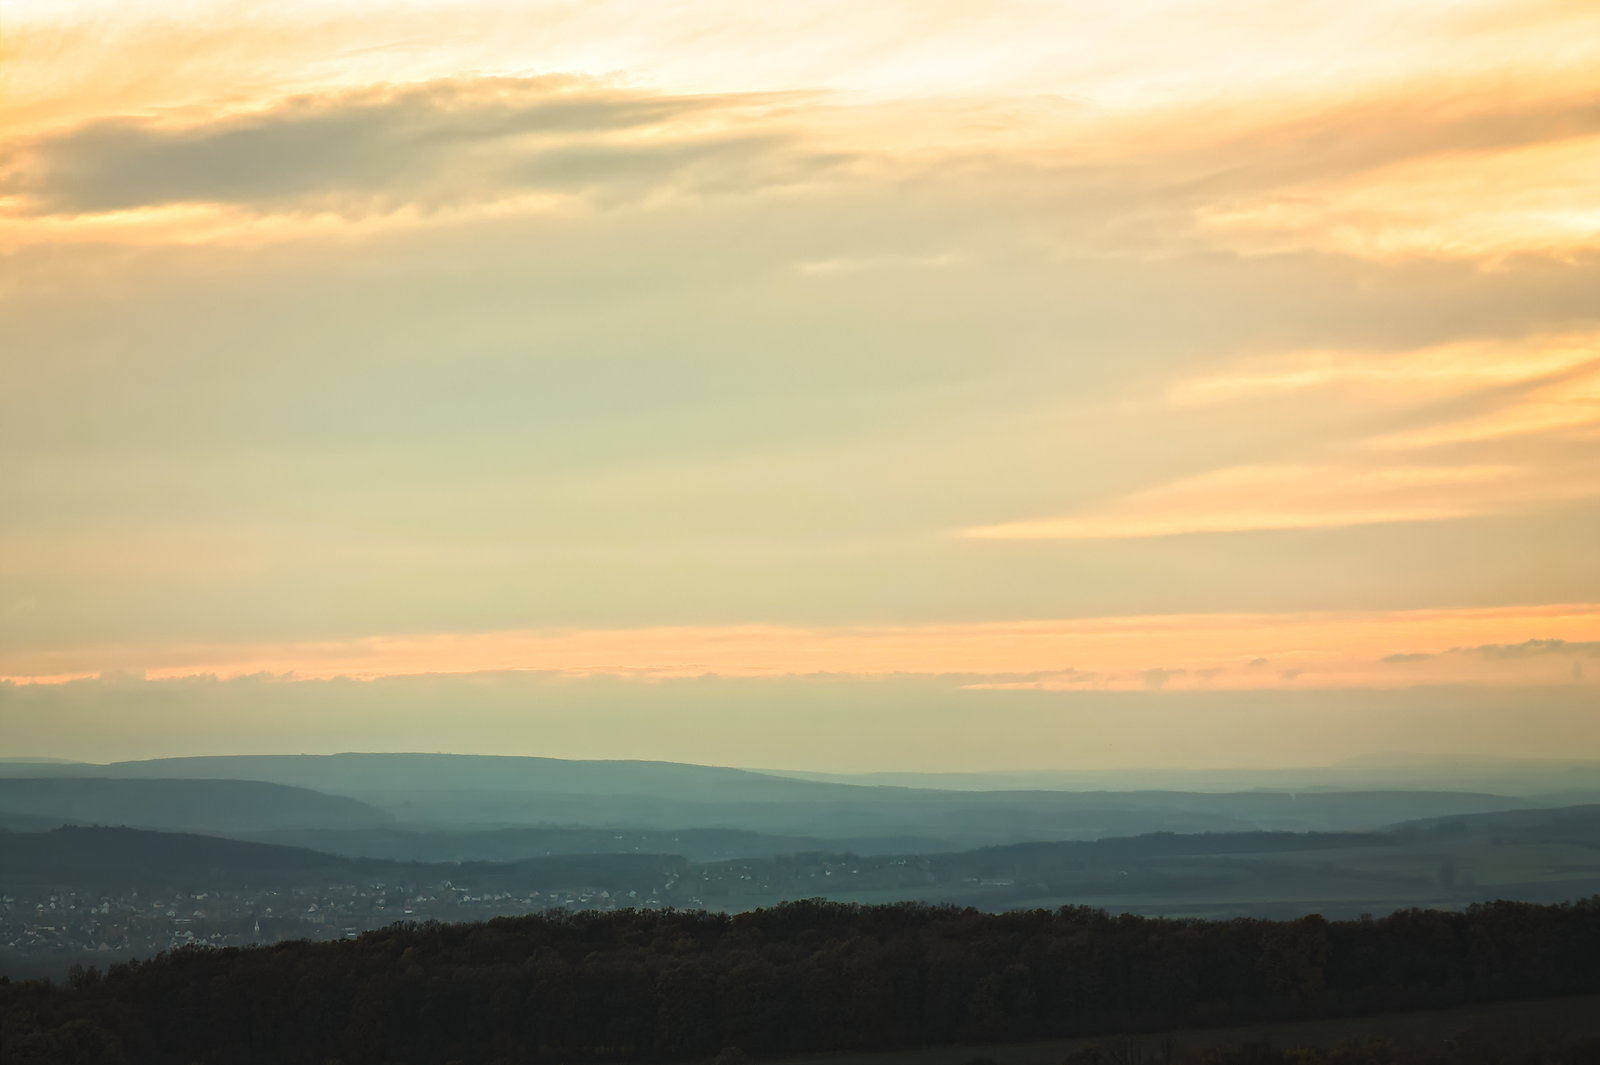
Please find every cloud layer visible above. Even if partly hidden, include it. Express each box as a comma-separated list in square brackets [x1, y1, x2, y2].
[969, 331, 1600, 540]
[5, 668, 1597, 770]
[4, 0, 1600, 765]
[6, 605, 1597, 695]
[4, 78, 835, 216]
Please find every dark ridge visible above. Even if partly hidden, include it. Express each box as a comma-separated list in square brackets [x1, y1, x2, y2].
[0, 825, 683, 892]
[1386, 802, 1600, 840]
[5, 897, 1599, 1065]
[234, 824, 951, 862]
[0, 776, 394, 833]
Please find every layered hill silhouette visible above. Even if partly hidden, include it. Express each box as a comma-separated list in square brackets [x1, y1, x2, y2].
[0, 823, 1396, 901]
[1389, 802, 1600, 842]
[770, 754, 1600, 798]
[236, 824, 949, 863]
[0, 825, 681, 893]
[0, 777, 392, 834]
[0, 753, 1537, 845]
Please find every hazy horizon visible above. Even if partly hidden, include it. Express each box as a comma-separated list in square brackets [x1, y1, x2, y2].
[15, 749, 1594, 771]
[6, 722, 1600, 778]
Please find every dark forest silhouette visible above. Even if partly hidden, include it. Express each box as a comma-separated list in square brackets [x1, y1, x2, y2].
[6, 897, 1600, 1065]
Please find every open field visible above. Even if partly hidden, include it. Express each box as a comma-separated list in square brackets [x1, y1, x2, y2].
[776, 993, 1600, 1065]
[695, 833, 1600, 920]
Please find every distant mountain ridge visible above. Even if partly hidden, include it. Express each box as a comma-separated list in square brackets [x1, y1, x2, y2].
[21, 751, 1594, 799]
[0, 825, 680, 893]
[236, 824, 952, 863]
[1387, 803, 1600, 841]
[0, 822, 1399, 895]
[52, 753, 829, 799]
[765, 754, 1600, 797]
[12, 816, 1599, 918]
[0, 753, 1542, 844]
[0, 777, 393, 834]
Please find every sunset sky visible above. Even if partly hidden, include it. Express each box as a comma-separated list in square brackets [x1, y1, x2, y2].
[3, 0, 1598, 768]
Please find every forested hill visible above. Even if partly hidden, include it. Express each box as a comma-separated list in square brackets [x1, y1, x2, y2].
[237, 823, 950, 863]
[1, 824, 1387, 895]
[0, 777, 392, 834]
[956, 830, 1389, 863]
[6, 898, 1600, 1065]
[0, 826, 686, 892]
[1388, 803, 1600, 841]
[0, 825, 353, 883]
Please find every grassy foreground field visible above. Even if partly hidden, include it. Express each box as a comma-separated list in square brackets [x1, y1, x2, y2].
[776, 993, 1600, 1065]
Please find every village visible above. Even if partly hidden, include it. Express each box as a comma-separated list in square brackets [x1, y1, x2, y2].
[0, 878, 681, 969]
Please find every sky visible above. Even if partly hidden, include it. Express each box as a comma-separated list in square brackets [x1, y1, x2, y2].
[2, 0, 1598, 769]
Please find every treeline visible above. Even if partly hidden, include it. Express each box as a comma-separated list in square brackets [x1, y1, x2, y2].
[707, 831, 1393, 880]
[5, 898, 1600, 1065]
[690, 831, 1399, 903]
[0, 825, 1396, 902]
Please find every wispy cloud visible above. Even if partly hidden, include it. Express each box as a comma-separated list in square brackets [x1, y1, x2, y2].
[1369, 363, 1600, 450]
[6, 665, 1599, 770]
[1195, 130, 1600, 261]
[1172, 330, 1600, 455]
[1367, 636, 1600, 688]
[3, 77, 837, 217]
[968, 330, 1600, 541]
[1167, 332, 1600, 410]
[962, 462, 1590, 540]
[5, 604, 1597, 693]
[8, 5, 1600, 259]
[1383, 637, 1600, 664]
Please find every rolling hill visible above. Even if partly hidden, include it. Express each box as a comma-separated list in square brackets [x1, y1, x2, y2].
[0, 777, 394, 834]
[0, 824, 682, 893]
[235, 824, 951, 862]
[0, 754, 1535, 845]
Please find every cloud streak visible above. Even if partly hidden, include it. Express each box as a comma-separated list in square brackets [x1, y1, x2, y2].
[3, 77, 835, 216]
[7, 30, 1600, 265]
[6, 666, 1599, 770]
[960, 463, 1577, 540]
[968, 331, 1600, 541]
[4, 604, 1597, 692]
[1383, 638, 1600, 664]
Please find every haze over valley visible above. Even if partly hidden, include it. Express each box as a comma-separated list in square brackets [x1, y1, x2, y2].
[8, 750, 1600, 986]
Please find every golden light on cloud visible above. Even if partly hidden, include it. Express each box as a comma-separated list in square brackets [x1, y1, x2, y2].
[1196, 132, 1600, 261]
[961, 462, 1594, 541]
[1370, 364, 1600, 451]
[1167, 330, 1600, 457]
[973, 328, 1600, 542]
[8, 0, 1600, 263]
[3, 604, 1597, 693]
[1168, 333, 1600, 410]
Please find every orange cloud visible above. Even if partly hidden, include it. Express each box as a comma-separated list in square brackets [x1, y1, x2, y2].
[1196, 131, 1600, 261]
[11, 1, 1600, 263]
[1370, 363, 1600, 450]
[4, 603, 1597, 691]
[1168, 332, 1600, 410]
[972, 330, 1600, 541]
[961, 462, 1589, 540]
